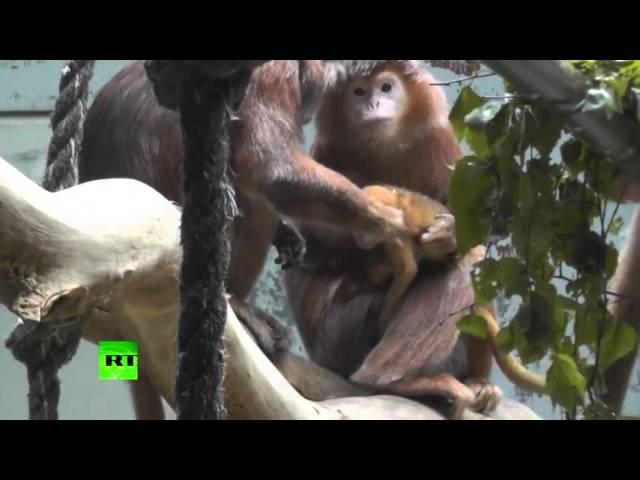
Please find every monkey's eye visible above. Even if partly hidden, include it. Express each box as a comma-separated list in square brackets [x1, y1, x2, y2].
[353, 87, 366, 96]
[381, 82, 393, 93]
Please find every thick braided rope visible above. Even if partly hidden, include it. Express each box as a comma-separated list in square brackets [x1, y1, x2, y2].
[144, 60, 267, 419]
[5, 60, 95, 420]
[5, 323, 83, 420]
[42, 60, 95, 192]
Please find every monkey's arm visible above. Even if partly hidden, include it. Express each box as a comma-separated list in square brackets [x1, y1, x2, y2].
[254, 151, 406, 240]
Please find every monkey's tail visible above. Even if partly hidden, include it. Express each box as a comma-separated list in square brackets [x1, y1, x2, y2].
[474, 305, 548, 395]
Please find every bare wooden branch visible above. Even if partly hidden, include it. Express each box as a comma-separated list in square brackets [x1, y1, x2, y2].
[0, 156, 540, 420]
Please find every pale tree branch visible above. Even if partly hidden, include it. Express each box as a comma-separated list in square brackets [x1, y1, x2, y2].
[0, 156, 540, 420]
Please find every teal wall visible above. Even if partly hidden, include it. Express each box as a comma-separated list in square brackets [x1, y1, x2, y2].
[0, 60, 638, 420]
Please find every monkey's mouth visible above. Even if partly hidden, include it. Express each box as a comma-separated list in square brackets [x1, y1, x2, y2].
[358, 115, 393, 125]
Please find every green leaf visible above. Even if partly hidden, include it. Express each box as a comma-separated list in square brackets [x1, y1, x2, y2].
[492, 153, 521, 236]
[486, 103, 511, 147]
[493, 119, 521, 161]
[608, 216, 624, 236]
[552, 203, 586, 235]
[605, 243, 619, 278]
[567, 231, 608, 275]
[575, 303, 597, 346]
[566, 276, 588, 297]
[568, 60, 598, 76]
[557, 336, 576, 356]
[585, 153, 615, 194]
[542, 287, 568, 342]
[449, 86, 490, 157]
[450, 86, 484, 140]
[547, 353, 587, 411]
[608, 75, 630, 99]
[561, 139, 585, 177]
[599, 320, 637, 372]
[472, 258, 502, 305]
[518, 171, 535, 218]
[457, 314, 489, 339]
[466, 129, 490, 157]
[498, 257, 528, 297]
[450, 156, 497, 254]
[465, 101, 503, 131]
[525, 107, 563, 157]
[512, 300, 550, 364]
[529, 287, 557, 347]
[528, 158, 556, 200]
[512, 203, 552, 267]
[557, 179, 597, 219]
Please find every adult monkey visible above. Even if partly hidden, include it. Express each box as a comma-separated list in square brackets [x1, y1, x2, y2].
[78, 60, 410, 419]
[284, 60, 502, 418]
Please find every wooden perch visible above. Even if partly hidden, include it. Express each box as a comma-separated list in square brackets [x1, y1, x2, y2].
[0, 156, 540, 420]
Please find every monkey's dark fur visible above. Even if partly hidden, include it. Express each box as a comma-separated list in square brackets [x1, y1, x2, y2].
[79, 60, 409, 419]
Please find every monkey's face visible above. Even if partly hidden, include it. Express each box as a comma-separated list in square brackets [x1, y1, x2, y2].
[344, 71, 407, 129]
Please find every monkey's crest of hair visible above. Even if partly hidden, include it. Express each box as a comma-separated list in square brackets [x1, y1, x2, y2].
[337, 60, 426, 83]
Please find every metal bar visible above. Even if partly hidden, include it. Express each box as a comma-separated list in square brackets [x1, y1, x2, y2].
[481, 60, 640, 180]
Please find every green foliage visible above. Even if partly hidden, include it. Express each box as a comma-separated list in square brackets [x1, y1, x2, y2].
[449, 60, 640, 419]
[547, 353, 587, 411]
[457, 314, 489, 339]
[449, 156, 497, 253]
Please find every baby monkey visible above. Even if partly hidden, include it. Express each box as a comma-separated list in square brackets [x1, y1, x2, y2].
[362, 185, 550, 399]
[360, 185, 452, 322]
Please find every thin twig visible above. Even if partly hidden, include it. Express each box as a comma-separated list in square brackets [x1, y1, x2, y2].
[430, 72, 497, 87]
[481, 95, 523, 101]
[604, 290, 640, 301]
[449, 303, 475, 317]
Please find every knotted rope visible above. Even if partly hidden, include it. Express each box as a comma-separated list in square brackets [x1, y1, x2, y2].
[5, 59, 95, 420]
[144, 60, 267, 419]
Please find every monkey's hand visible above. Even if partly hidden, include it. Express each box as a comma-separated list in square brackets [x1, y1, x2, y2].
[228, 296, 292, 357]
[419, 213, 457, 260]
[273, 220, 307, 270]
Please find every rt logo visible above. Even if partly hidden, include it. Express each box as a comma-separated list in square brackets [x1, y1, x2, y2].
[99, 341, 138, 381]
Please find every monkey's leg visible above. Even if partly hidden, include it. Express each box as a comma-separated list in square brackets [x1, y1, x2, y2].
[379, 240, 418, 322]
[350, 264, 497, 418]
[378, 373, 477, 420]
[129, 371, 166, 420]
[463, 332, 502, 413]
